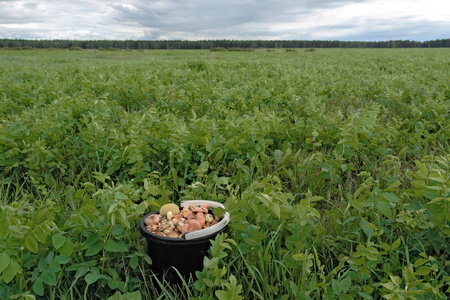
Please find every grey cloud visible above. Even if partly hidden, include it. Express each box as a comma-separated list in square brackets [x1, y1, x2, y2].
[109, 0, 370, 36]
[23, 2, 38, 9]
[342, 21, 450, 41]
[0, 0, 448, 41]
[0, 1, 43, 24]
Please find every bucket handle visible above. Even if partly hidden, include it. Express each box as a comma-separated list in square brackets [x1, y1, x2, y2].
[180, 200, 230, 240]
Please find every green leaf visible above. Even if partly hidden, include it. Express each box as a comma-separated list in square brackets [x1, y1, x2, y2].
[382, 192, 401, 203]
[203, 257, 219, 269]
[32, 226, 48, 243]
[416, 266, 431, 276]
[415, 160, 428, 176]
[406, 290, 426, 296]
[84, 233, 100, 246]
[105, 239, 128, 253]
[107, 268, 119, 280]
[93, 172, 108, 184]
[340, 276, 352, 293]
[216, 290, 240, 300]
[74, 267, 90, 280]
[129, 256, 139, 269]
[118, 208, 127, 222]
[324, 287, 335, 300]
[107, 291, 142, 300]
[339, 294, 354, 300]
[310, 196, 324, 202]
[309, 207, 321, 218]
[107, 279, 118, 290]
[143, 254, 152, 265]
[413, 258, 427, 267]
[244, 238, 260, 246]
[403, 265, 415, 284]
[46, 251, 55, 264]
[391, 238, 401, 250]
[271, 203, 281, 219]
[3, 260, 20, 284]
[53, 255, 71, 265]
[443, 228, 450, 236]
[377, 201, 393, 219]
[112, 224, 124, 236]
[425, 185, 444, 191]
[58, 238, 74, 256]
[48, 260, 62, 273]
[293, 254, 306, 261]
[42, 270, 57, 286]
[25, 236, 39, 253]
[213, 207, 226, 218]
[357, 292, 372, 299]
[107, 291, 122, 300]
[135, 202, 148, 215]
[85, 272, 103, 285]
[172, 169, 179, 191]
[411, 180, 426, 188]
[0, 253, 11, 273]
[194, 278, 204, 291]
[86, 240, 103, 256]
[114, 192, 128, 200]
[381, 282, 395, 290]
[385, 181, 401, 191]
[290, 281, 299, 297]
[121, 291, 142, 300]
[364, 286, 374, 295]
[52, 234, 66, 250]
[332, 278, 340, 294]
[428, 175, 445, 183]
[32, 277, 44, 296]
[0, 218, 9, 240]
[380, 242, 391, 251]
[309, 275, 317, 290]
[38, 257, 47, 272]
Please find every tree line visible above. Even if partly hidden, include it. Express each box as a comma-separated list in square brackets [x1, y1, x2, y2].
[0, 38, 449, 50]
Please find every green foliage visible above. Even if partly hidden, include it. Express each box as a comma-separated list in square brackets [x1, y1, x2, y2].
[194, 234, 242, 299]
[0, 49, 449, 299]
[68, 47, 83, 51]
[1, 38, 448, 50]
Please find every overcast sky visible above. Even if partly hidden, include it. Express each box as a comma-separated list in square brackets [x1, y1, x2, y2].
[0, 0, 449, 41]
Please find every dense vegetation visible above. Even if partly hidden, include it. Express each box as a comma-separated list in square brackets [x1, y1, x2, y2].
[1, 38, 449, 50]
[0, 48, 449, 299]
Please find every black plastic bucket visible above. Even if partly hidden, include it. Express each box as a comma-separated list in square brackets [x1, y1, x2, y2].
[139, 210, 228, 283]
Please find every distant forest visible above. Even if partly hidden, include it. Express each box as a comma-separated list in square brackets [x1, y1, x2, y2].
[0, 38, 449, 50]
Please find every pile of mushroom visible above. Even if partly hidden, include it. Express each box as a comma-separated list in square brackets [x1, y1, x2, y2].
[144, 203, 220, 238]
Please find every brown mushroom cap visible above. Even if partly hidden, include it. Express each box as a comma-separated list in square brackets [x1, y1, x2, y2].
[159, 203, 180, 217]
[183, 219, 202, 234]
[195, 213, 206, 227]
[166, 231, 180, 238]
[144, 214, 160, 226]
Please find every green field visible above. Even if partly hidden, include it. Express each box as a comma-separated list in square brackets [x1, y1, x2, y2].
[1, 48, 449, 299]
